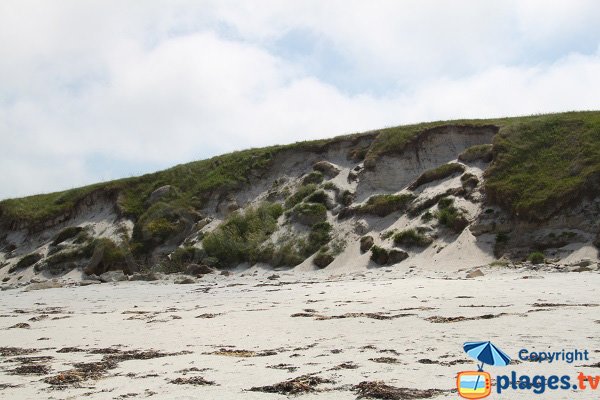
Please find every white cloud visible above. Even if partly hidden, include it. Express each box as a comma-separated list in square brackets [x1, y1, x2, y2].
[0, 1, 599, 199]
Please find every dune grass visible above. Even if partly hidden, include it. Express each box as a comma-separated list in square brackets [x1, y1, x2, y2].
[484, 112, 600, 219]
[202, 202, 283, 268]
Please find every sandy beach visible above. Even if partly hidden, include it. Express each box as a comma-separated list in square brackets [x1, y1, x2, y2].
[1, 267, 598, 399]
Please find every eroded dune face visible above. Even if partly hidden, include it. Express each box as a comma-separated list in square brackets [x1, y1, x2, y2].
[1, 114, 599, 286]
[356, 125, 497, 201]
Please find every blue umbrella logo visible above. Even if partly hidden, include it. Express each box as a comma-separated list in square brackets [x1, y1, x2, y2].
[464, 341, 511, 370]
[463, 341, 511, 393]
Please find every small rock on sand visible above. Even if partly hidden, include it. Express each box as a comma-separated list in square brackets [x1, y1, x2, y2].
[466, 269, 484, 278]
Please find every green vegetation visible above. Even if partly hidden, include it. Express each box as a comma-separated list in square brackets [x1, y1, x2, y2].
[421, 210, 434, 222]
[485, 113, 600, 219]
[381, 230, 395, 240]
[202, 202, 283, 268]
[408, 163, 465, 190]
[52, 226, 84, 246]
[527, 251, 545, 264]
[11, 252, 42, 272]
[438, 197, 454, 209]
[260, 222, 332, 268]
[356, 194, 414, 217]
[284, 184, 317, 209]
[339, 190, 354, 206]
[313, 250, 334, 268]
[261, 238, 305, 267]
[170, 246, 205, 265]
[460, 173, 479, 190]
[458, 144, 493, 163]
[2, 111, 599, 231]
[302, 171, 324, 185]
[370, 245, 388, 264]
[131, 201, 198, 254]
[306, 222, 332, 254]
[290, 202, 327, 226]
[435, 197, 468, 233]
[490, 259, 510, 267]
[305, 190, 328, 205]
[393, 229, 432, 247]
[39, 237, 130, 274]
[322, 182, 337, 191]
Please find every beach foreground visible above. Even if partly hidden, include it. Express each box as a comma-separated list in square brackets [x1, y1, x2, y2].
[1, 267, 598, 400]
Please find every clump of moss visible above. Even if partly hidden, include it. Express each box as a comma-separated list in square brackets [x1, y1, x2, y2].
[527, 252, 545, 264]
[408, 163, 465, 190]
[356, 194, 414, 217]
[393, 229, 432, 247]
[284, 184, 317, 209]
[458, 144, 493, 163]
[202, 202, 283, 268]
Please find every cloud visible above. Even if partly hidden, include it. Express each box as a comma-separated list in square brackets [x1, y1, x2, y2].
[0, 1, 599, 199]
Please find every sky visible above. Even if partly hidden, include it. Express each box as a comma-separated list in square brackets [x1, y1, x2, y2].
[1, 1, 600, 199]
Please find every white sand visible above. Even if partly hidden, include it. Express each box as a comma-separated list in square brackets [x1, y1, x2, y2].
[1, 267, 598, 399]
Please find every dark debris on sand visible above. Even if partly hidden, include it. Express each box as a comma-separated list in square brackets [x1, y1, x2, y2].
[8, 322, 31, 329]
[57, 347, 86, 353]
[44, 348, 189, 388]
[9, 364, 52, 375]
[0, 347, 37, 356]
[250, 375, 334, 394]
[369, 357, 400, 364]
[331, 361, 359, 370]
[169, 376, 215, 386]
[354, 381, 444, 399]
[6, 355, 53, 364]
[292, 311, 415, 320]
[103, 349, 185, 363]
[267, 363, 299, 373]
[0, 383, 21, 390]
[425, 313, 507, 323]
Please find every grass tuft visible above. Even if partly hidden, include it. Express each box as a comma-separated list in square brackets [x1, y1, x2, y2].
[356, 194, 414, 217]
[408, 163, 465, 190]
[393, 229, 432, 247]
